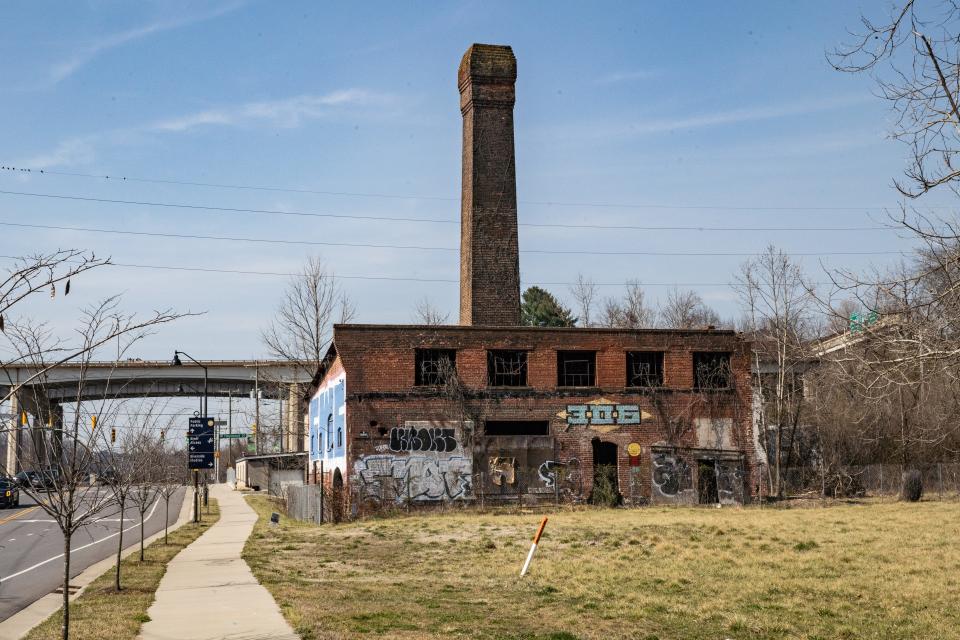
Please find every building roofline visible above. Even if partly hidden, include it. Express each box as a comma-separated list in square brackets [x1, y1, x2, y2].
[332, 323, 739, 336]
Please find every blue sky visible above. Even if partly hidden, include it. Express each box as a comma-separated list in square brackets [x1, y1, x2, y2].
[0, 1, 941, 359]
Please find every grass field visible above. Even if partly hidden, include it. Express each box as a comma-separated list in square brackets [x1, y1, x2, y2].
[26, 498, 220, 640]
[244, 497, 960, 640]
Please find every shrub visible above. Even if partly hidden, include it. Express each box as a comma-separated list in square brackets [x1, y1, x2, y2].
[590, 464, 620, 507]
[901, 470, 923, 502]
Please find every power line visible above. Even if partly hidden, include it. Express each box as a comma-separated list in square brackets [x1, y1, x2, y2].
[0, 253, 837, 287]
[0, 219, 897, 255]
[0, 164, 941, 212]
[0, 188, 900, 231]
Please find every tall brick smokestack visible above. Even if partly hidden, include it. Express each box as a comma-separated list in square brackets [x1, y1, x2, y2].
[458, 44, 521, 326]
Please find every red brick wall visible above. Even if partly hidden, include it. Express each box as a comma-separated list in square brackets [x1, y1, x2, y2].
[321, 324, 757, 505]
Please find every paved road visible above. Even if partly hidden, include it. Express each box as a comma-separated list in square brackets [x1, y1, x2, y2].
[0, 487, 185, 622]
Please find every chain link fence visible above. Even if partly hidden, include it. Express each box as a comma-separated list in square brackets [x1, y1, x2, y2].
[776, 463, 960, 499]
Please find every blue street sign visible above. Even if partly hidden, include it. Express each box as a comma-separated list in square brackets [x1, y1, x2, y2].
[188, 417, 216, 469]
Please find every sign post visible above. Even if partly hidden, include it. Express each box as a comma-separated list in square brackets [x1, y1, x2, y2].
[188, 416, 215, 523]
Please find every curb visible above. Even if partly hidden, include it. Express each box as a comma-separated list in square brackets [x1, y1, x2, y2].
[0, 487, 196, 640]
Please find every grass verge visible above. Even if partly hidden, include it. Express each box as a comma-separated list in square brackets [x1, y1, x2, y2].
[25, 497, 220, 640]
[244, 496, 960, 640]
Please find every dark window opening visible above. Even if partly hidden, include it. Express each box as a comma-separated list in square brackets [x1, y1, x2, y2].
[337, 427, 343, 447]
[487, 350, 528, 386]
[626, 351, 664, 387]
[693, 352, 732, 389]
[484, 420, 550, 436]
[557, 351, 596, 387]
[415, 348, 457, 386]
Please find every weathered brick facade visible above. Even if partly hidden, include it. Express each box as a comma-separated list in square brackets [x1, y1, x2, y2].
[308, 325, 757, 511]
[303, 44, 759, 513]
[458, 44, 521, 326]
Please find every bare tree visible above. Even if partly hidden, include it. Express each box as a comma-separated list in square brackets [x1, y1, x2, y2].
[1, 294, 184, 640]
[735, 245, 817, 497]
[831, 1, 960, 198]
[599, 280, 654, 328]
[659, 288, 721, 329]
[261, 256, 355, 378]
[412, 297, 449, 325]
[569, 274, 598, 327]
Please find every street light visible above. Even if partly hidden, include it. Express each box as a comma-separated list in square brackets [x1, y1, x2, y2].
[172, 350, 210, 519]
[172, 351, 207, 417]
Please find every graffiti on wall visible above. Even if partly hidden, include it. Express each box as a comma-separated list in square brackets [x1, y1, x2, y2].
[717, 461, 744, 504]
[353, 454, 472, 503]
[651, 452, 693, 499]
[536, 458, 581, 491]
[389, 427, 458, 453]
[558, 398, 651, 433]
[489, 457, 516, 486]
[354, 420, 471, 505]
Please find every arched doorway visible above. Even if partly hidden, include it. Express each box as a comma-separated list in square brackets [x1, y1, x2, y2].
[332, 468, 344, 522]
[590, 439, 620, 505]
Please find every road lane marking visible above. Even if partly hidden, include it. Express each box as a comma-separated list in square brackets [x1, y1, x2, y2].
[0, 498, 163, 583]
[0, 506, 38, 526]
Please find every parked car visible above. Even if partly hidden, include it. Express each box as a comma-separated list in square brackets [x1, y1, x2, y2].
[0, 477, 20, 508]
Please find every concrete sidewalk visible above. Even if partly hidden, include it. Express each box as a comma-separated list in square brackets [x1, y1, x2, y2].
[138, 485, 298, 640]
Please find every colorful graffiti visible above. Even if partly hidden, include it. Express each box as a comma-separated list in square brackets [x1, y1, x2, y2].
[389, 427, 458, 453]
[352, 454, 472, 503]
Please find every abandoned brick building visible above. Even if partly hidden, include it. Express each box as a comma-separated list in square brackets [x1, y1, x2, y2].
[305, 44, 757, 510]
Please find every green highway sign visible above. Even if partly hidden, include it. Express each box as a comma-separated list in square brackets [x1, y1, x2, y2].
[220, 433, 248, 439]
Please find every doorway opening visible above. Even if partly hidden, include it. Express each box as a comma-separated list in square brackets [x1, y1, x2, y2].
[590, 439, 620, 506]
[697, 459, 719, 504]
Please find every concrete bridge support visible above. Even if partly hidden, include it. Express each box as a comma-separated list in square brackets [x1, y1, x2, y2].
[3, 394, 62, 476]
[285, 383, 304, 453]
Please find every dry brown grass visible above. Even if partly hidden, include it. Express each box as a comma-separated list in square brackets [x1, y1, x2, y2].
[244, 496, 960, 640]
[25, 498, 220, 640]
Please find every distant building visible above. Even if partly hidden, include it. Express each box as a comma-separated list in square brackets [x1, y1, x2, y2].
[304, 44, 756, 512]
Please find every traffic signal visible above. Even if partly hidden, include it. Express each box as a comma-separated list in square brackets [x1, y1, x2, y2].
[251, 422, 257, 435]
[91, 415, 98, 430]
[110, 428, 116, 444]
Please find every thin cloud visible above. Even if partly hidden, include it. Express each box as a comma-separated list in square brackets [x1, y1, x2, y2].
[19, 137, 96, 169]
[46, 2, 244, 86]
[595, 70, 659, 85]
[149, 89, 396, 132]
[542, 94, 875, 141]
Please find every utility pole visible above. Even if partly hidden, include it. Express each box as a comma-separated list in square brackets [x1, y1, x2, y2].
[254, 363, 260, 455]
[279, 382, 284, 454]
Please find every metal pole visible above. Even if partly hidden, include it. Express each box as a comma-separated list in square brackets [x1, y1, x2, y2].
[279, 382, 284, 454]
[255, 363, 260, 455]
[193, 469, 200, 523]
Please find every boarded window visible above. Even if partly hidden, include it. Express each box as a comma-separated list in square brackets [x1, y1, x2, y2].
[487, 350, 528, 386]
[626, 351, 664, 387]
[485, 420, 550, 436]
[693, 352, 732, 389]
[414, 348, 456, 386]
[557, 351, 596, 387]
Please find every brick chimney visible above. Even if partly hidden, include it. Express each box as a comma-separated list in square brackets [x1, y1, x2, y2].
[458, 44, 521, 326]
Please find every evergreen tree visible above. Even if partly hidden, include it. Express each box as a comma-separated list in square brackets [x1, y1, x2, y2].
[521, 286, 577, 327]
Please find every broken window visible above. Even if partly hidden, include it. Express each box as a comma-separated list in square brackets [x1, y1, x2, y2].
[485, 420, 550, 436]
[693, 352, 732, 389]
[414, 348, 456, 386]
[557, 350, 596, 387]
[626, 351, 664, 387]
[487, 349, 528, 386]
